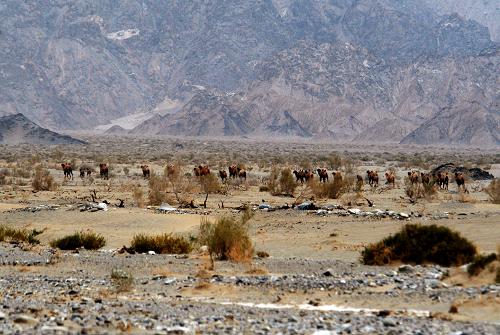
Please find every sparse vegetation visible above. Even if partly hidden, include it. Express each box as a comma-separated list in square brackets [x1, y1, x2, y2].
[0, 225, 43, 244]
[199, 173, 221, 208]
[309, 174, 352, 199]
[485, 179, 500, 204]
[132, 185, 145, 208]
[467, 253, 498, 276]
[130, 233, 192, 254]
[148, 172, 168, 206]
[198, 210, 254, 262]
[361, 224, 477, 267]
[110, 269, 134, 292]
[404, 177, 435, 200]
[50, 231, 106, 250]
[32, 165, 57, 191]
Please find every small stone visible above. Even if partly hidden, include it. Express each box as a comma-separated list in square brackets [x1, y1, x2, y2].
[398, 265, 414, 273]
[0, 311, 5, 320]
[323, 269, 334, 277]
[13, 314, 39, 324]
[382, 317, 397, 327]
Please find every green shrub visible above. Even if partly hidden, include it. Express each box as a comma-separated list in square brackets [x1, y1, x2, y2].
[198, 210, 253, 261]
[361, 224, 477, 267]
[467, 253, 497, 276]
[0, 225, 43, 244]
[130, 233, 192, 254]
[50, 231, 106, 250]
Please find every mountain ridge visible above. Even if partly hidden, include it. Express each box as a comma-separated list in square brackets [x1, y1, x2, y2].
[0, 0, 498, 145]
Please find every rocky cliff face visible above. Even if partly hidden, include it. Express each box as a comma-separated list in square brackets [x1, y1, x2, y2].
[0, 114, 86, 145]
[0, 0, 498, 145]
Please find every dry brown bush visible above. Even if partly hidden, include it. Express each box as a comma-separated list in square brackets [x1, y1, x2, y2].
[485, 179, 500, 204]
[200, 174, 221, 208]
[132, 185, 145, 208]
[148, 172, 168, 205]
[198, 210, 254, 262]
[404, 177, 435, 200]
[166, 164, 197, 206]
[308, 174, 352, 199]
[32, 165, 57, 191]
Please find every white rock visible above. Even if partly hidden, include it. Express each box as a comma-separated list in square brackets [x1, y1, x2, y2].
[148, 251, 156, 255]
[97, 202, 108, 211]
[348, 208, 362, 215]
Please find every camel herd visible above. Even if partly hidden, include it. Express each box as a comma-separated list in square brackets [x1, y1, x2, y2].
[60, 162, 470, 193]
[60, 163, 108, 181]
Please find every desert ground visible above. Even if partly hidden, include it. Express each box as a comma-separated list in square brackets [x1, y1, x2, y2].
[0, 137, 499, 334]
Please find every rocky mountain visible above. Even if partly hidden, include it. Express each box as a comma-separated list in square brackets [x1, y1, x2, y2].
[0, 114, 86, 145]
[0, 0, 498, 145]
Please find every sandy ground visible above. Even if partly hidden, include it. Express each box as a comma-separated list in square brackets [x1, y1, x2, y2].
[0, 148, 499, 332]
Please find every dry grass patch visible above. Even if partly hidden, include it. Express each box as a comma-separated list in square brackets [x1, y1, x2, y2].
[468, 253, 498, 277]
[0, 225, 43, 244]
[130, 233, 192, 254]
[362, 224, 477, 267]
[110, 269, 134, 293]
[198, 210, 254, 262]
[32, 165, 57, 191]
[50, 231, 106, 250]
[485, 179, 500, 204]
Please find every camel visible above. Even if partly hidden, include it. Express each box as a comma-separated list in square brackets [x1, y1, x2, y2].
[366, 170, 379, 187]
[61, 163, 73, 180]
[293, 170, 305, 183]
[238, 168, 247, 181]
[219, 170, 228, 182]
[140, 165, 150, 179]
[385, 172, 395, 188]
[99, 163, 109, 180]
[79, 166, 91, 179]
[228, 165, 238, 179]
[194, 165, 210, 177]
[455, 172, 468, 193]
[166, 164, 177, 178]
[407, 171, 419, 185]
[317, 168, 329, 183]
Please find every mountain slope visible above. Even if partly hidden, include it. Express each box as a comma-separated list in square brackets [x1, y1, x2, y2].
[0, 114, 86, 145]
[0, 0, 498, 145]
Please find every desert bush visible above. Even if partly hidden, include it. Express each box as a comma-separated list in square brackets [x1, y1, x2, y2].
[0, 168, 8, 185]
[148, 172, 168, 205]
[361, 224, 477, 267]
[13, 166, 31, 179]
[278, 168, 296, 196]
[32, 165, 57, 191]
[0, 225, 43, 244]
[130, 233, 192, 254]
[327, 153, 342, 170]
[198, 210, 254, 262]
[123, 166, 130, 176]
[485, 179, 500, 204]
[467, 253, 498, 276]
[110, 269, 134, 292]
[199, 174, 221, 208]
[50, 231, 106, 250]
[404, 177, 435, 200]
[132, 185, 145, 208]
[309, 174, 352, 199]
